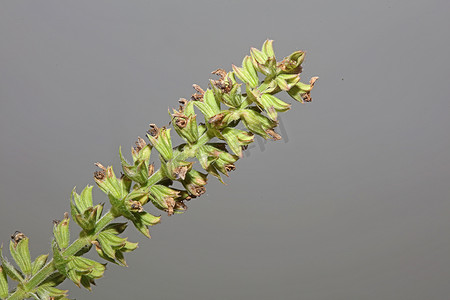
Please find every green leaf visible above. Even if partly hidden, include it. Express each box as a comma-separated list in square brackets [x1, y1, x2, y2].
[9, 237, 32, 276]
[31, 254, 48, 276]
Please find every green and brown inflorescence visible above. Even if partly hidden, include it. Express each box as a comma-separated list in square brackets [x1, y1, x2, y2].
[0, 40, 317, 300]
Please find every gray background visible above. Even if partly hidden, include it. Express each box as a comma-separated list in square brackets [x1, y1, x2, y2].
[1, 1, 449, 299]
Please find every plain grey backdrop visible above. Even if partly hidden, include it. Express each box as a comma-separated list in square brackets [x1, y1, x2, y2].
[1, 1, 450, 299]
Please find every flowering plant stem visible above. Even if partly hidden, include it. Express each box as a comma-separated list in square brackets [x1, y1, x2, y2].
[0, 40, 317, 300]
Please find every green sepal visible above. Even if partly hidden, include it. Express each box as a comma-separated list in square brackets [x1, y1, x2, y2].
[275, 76, 289, 91]
[125, 187, 150, 206]
[196, 145, 225, 183]
[119, 147, 149, 185]
[149, 185, 179, 212]
[0, 264, 9, 299]
[262, 39, 275, 58]
[71, 186, 93, 214]
[246, 87, 281, 121]
[239, 109, 278, 139]
[69, 257, 104, 276]
[220, 127, 254, 157]
[101, 223, 128, 235]
[97, 234, 122, 260]
[279, 50, 305, 74]
[94, 165, 131, 209]
[182, 169, 208, 187]
[196, 143, 238, 180]
[221, 83, 243, 108]
[131, 142, 151, 164]
[161, 158, 194, 181]
[93, 242, 116, 265]
[250, 47, 268, 65]
[31, 254, 48, 276]
[180, 169, 208, 196]
[0, 246, 23, 282]
[287, 81, 314, 103]
[51, 241, 68, 277]
[147, 127, 173, 161]
[232, 56, 259, 88]
[261, 94, 291, 112]
[79, 276, 95, 291]
[96, 229, 135, 264]
[203, 89, 221, 115]
[170, 111, 199, 144]
[35, 286, 68, 300]
[194, 95, 218, 120]
[66, 256, 105, 289]
[207, 110, 241, 130]
[71, 203, 103, 232]
[255, 93, 292, 121]
[9, 237, 32, 277]
[40, 272, 66, 288]
[131, 211, 161, 238]
[108, 192, 134, 220]
[53, 217, 70, 250]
